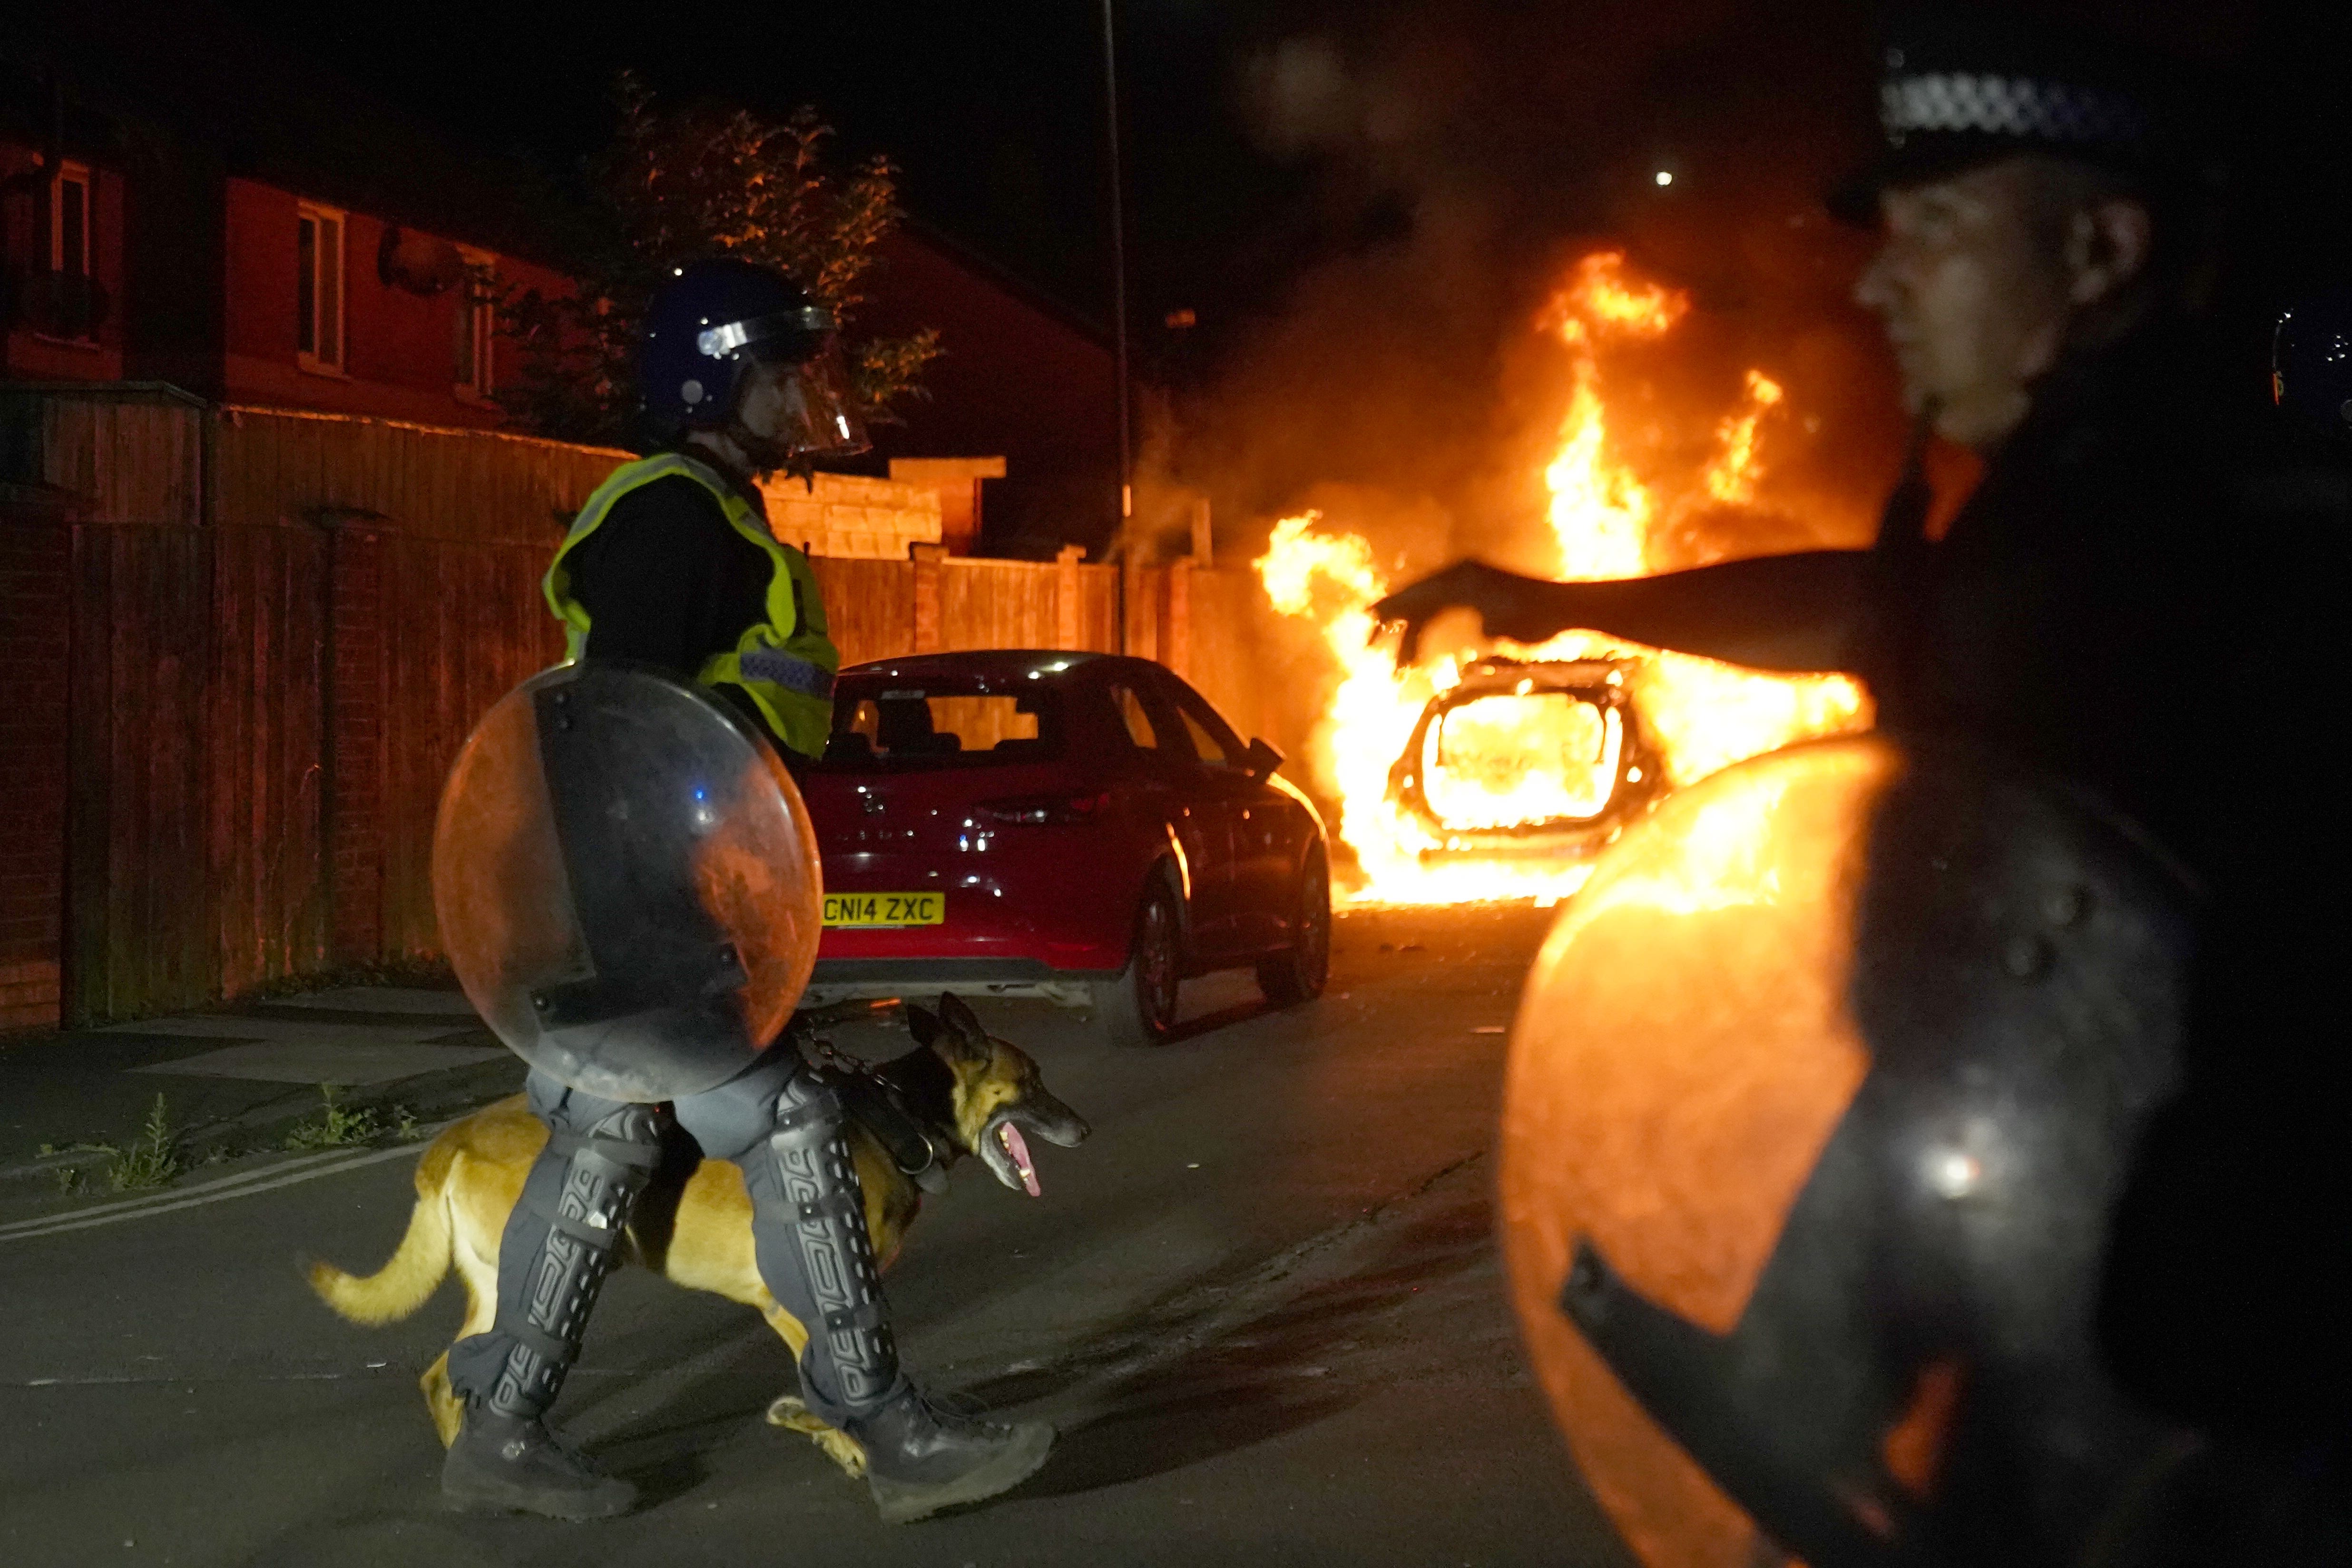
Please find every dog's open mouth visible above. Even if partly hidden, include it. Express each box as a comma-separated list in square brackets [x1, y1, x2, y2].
[997, 1121, 1041, 1197]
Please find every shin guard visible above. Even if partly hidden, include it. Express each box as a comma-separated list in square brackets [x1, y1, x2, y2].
[739, 1068, 903, 1425]
[450, 1103, 664, 1421]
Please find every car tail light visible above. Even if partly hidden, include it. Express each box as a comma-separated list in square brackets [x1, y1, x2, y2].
[977, 790, 1110, 826]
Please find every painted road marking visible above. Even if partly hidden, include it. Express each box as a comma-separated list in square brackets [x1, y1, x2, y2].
[98, 1017, 469, 1046]
[0, 1138, 438, 1245]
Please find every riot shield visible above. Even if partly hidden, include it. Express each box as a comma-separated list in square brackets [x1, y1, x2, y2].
[1499, 733, 2196, 1566]
[432, 663, 823, 1101]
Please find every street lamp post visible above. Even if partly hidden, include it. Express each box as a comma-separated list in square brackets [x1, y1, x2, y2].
[1102, 0, 1132, 539]
[1102, 0, 1137, 654]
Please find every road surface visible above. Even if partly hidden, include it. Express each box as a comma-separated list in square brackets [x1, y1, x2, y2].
[0, 903, 1636, 1568]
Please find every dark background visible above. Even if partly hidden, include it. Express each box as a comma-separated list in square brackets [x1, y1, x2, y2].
[211, 3, 2351, 343]
[128, 1, 2352, 549]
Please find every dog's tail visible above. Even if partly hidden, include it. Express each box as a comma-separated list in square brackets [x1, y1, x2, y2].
[304, 1139, 457, 1326]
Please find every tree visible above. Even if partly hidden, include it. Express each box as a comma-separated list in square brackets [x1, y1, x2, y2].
[499, 74, 941, 448]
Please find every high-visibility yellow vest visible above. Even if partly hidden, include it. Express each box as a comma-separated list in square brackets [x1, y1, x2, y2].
[543, 451, 838, 758]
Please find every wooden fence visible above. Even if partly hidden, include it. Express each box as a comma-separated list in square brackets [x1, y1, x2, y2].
[0, 385, 1277, 1027]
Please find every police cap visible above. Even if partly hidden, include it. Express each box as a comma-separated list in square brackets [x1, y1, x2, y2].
[1831, 4, 2208, 224]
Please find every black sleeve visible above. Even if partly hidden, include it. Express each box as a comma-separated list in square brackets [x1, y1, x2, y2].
[568, 476, 735, 681]
[1529, 550, 1872, 672]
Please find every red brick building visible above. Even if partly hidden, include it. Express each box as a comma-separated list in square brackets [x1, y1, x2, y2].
[3, 146, 569, 430]
[5, 0, 1118, 544]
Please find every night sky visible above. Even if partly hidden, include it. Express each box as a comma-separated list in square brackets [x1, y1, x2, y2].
[217, 3, 2348, 317]
[152, 1, 2352, 538]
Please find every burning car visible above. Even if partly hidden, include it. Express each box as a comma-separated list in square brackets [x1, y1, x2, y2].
[1386, 657, 1665, 862]
[1254, 251, 1875, 906]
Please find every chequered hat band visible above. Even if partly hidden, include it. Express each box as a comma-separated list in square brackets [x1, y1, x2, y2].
[1881, 72, 2148, 146]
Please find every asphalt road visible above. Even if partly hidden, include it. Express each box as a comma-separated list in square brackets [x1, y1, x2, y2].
[0, 903, 1636, 1568]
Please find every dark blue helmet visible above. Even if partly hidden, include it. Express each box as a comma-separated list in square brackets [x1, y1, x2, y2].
[2272, 291, 2352, 440]
[637, 258, 867, 457]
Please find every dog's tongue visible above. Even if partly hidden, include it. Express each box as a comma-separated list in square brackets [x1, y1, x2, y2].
[998, 1122, 1041, 1197]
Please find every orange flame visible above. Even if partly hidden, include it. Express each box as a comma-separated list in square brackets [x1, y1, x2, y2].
[1704, 371, 1786, 506]
[1257, 251, 1872, 907]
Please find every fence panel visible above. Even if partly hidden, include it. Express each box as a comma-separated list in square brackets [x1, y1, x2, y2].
[376, 536, 564, 958]
[940, 559, 1063, 652]
[1077, 565, 1120, 652]
[0, 502, 73, 1029]
[27, 397, 204, 529]
[215, 408, 618, 547]
[67, 524, 217, 1020]
[208, 523, 331, 997]
[809, 557, 915, 669]
[1185, 567, 1278, 746]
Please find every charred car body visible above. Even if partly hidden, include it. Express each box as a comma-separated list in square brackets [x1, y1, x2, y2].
[1387, 657, 1665, 860]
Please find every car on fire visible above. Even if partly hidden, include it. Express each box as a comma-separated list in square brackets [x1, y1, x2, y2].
[796, 650, 1331, 1046]
[1386, 657, 1665, 861]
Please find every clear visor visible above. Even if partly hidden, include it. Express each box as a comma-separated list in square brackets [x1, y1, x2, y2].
[760, 343, 870, 458]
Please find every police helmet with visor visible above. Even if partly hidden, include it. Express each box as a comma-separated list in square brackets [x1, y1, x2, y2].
[637, 257, 870, 461]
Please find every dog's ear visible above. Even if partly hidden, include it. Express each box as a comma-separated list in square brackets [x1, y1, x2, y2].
[931, 992, 990, 1067]
[938, 991, 983, 1038]
[904, 1003, 941, 1049]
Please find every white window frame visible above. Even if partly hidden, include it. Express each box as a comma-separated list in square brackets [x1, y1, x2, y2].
[454, 245, 496, 400]
[49, 160, 92, 278]
[296, 200, 347, 375]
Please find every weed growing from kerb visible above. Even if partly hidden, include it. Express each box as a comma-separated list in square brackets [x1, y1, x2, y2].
[108, 1095, 183, 1191]
[285, 1085, 385, 1151]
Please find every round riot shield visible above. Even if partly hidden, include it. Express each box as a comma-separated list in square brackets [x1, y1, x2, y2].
[1500, 734, 2196, 1567]
[432, 664, 823, 1101]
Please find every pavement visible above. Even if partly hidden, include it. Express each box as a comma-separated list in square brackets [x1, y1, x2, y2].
[0, 985, 524, 1205]
[0, 902, 1638, 1567]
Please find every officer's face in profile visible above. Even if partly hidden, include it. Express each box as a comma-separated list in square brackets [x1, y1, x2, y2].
[1856, 156, 2152, 453]
[734, 356, 795, 446]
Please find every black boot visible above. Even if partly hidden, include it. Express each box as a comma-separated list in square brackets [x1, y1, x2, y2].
[849, 1388, 1056, 1524]
[441, 1407, 637, 1521]
[728, 1062, 1054, 1521]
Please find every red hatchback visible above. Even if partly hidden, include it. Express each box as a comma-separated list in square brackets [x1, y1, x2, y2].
[797, 651, 1331, 1044]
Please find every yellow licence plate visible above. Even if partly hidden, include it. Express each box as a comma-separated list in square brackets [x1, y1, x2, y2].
[823, 892, 946, 928]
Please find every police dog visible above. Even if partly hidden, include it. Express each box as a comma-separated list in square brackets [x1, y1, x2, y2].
[306, 993, 1088, 1478]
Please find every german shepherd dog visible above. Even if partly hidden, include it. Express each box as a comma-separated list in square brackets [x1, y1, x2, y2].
[307, 993, 1088, 1479]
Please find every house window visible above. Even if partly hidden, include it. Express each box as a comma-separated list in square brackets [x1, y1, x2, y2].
[454, 248, 495, 398]
[296, 202, 345, 372]
[27, 159, 100, 343]
[49, 161, 92, 278]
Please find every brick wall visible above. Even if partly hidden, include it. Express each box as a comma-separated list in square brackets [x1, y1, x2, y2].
[0, 502, 72, 1029]
[762, 472, 942, 560]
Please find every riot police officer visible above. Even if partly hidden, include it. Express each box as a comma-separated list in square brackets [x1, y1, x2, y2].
[437, 259, 1055, 1522]
[1386, 4, 2351, 1559]
[545, 257, 847, 763]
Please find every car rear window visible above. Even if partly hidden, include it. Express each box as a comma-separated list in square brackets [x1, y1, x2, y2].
[819, 678, 1065, 770]
[1420, 689, 1622, 825]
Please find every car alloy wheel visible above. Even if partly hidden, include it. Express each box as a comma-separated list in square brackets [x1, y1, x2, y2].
[1094, 876, 1184, 1046]
[1257, 852, 1331, 1006]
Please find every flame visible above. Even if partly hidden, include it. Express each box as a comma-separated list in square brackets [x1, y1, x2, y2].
[1256, 251, 1872, 906]
[1540, 253, 1689, 346]
[1541, 255, 1687, 579]
[1704, 371, 1786, 506]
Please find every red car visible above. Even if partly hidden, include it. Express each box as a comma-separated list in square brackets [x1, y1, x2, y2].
[797, 650, 1331, 1044]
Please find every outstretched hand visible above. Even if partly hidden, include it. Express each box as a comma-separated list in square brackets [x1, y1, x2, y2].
[1370, 559, 1559, 666]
